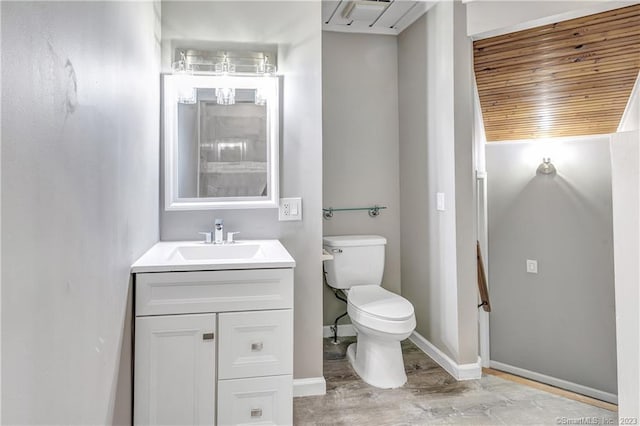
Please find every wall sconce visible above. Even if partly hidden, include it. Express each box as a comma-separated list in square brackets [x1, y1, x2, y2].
[536, 157, 556, 175]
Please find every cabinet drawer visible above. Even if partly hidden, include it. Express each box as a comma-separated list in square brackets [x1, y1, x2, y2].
[135, 269, 293, 316]
[218, 310, 293, 379]
[217, 375, 292, 426]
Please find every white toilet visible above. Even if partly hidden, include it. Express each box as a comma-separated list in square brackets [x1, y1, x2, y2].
[323, 235, 416, 389]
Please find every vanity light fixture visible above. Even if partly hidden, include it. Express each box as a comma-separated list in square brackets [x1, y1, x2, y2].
[256, 56, 276, 76]
[171, 51, 193, 74]
[254, 88, 267, 106]
[177, 86, 197, 104]
[255, 56, 276, 106]
[214, 52, 236, 75]
[215, 87, 235, 105]
[214, 53, 236, 105]
[172, 49, 279, 106]
[536, 157, 556, 175]
[172, 52, 197, 104]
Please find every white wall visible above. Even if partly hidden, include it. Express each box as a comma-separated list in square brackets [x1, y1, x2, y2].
[321, 32, 401, 326]
[619, 73, 640, 132]
[610, 130, 640, 418]
[398, 1, 478, 365]
[159, 1, 323, 381]
[466, 1, 639, 39]
[1, 2, 160, 424]
[486, 136, 617, 397]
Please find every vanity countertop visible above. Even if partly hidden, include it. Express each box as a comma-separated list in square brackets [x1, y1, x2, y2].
[131, 240, 296, 273]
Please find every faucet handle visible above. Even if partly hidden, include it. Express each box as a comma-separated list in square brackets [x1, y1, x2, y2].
[227, 232, 240, 244]
[199, 232, 213, 244]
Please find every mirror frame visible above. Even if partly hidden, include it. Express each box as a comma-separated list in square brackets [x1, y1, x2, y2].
[163, 74, 280, 210]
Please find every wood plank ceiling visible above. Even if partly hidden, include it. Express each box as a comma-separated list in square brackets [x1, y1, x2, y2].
[474, 4, 640, 142]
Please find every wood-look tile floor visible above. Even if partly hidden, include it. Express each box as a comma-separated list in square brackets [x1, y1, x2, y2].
[293, 337, 617, 425]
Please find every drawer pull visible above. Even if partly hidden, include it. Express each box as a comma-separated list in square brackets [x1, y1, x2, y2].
[250, 408, 263, 418]
[202, 333, 215, 340]
[251, 342, 263, 351]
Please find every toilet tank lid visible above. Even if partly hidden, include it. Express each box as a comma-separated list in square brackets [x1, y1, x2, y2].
[323, 235, 387, 247]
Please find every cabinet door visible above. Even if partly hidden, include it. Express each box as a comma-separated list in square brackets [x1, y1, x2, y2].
[134, 314, 216, 426]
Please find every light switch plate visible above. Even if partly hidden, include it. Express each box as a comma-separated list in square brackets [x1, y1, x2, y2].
[279, 197, 302, 221]
[526, 259, 538, 274]
[436, 192, 445, 211]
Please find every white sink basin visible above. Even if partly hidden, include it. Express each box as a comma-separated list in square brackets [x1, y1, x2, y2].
[171, 244, 261, 261]
[131, 240, 295, 273]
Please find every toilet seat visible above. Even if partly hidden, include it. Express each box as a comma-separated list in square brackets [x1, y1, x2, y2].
[347, 285, 416, 335]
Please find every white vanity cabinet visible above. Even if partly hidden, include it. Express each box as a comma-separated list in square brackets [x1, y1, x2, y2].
[133, 267, 294, 426]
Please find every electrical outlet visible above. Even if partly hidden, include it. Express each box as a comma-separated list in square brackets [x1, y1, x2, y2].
[279, 197, 302, 221]
[526, 259, 538, 274]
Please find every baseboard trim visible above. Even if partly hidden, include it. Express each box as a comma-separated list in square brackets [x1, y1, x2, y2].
[409, 331, 482, 381]
[489, 360, 618, 404]
[322, 324, 356, 338]
[293, 376, 326, 397]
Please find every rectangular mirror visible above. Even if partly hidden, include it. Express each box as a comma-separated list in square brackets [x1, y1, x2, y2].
[163, 74, 279, 210]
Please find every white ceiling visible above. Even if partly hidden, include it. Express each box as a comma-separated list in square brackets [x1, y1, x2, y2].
[322, 0, 436, 35]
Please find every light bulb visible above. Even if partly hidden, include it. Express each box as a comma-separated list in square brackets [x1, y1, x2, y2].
[536, 157, 556, 175]
[215, 87, 235, 105]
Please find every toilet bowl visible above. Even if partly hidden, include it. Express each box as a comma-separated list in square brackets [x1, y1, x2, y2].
[322, 235, 416, 389]
[346, 285, 416, 388]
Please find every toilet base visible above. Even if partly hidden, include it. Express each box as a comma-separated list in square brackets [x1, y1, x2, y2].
[346, 332, 408, 389]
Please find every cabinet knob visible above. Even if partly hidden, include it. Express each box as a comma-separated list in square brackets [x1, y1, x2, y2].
[251, 342, 263, 351]
[202, 332, 214, 340]
[250, 408, 262, 418]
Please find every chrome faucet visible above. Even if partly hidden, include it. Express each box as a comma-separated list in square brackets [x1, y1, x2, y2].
[214, 219, 224, 244]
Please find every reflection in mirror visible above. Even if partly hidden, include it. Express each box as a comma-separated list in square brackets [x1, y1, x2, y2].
[178, 89, 267, 198]
[164, 75, 279, 210]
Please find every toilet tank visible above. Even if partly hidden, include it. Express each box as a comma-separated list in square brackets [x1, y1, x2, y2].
[322, 235, 387, 289]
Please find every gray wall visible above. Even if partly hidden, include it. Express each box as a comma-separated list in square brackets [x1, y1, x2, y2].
[452, 1, 479, 364]
[486, 136, 617, 395]
[1, 1, 160, 423]
[398, 2, 478, 365]
[611, 130, 640, 416]
[398, 14, 429, 339]
[322, 32, 401, 326]
[159, 1, 323, 380]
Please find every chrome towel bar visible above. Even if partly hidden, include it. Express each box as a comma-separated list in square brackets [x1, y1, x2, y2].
[322, 205, 387, 220]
